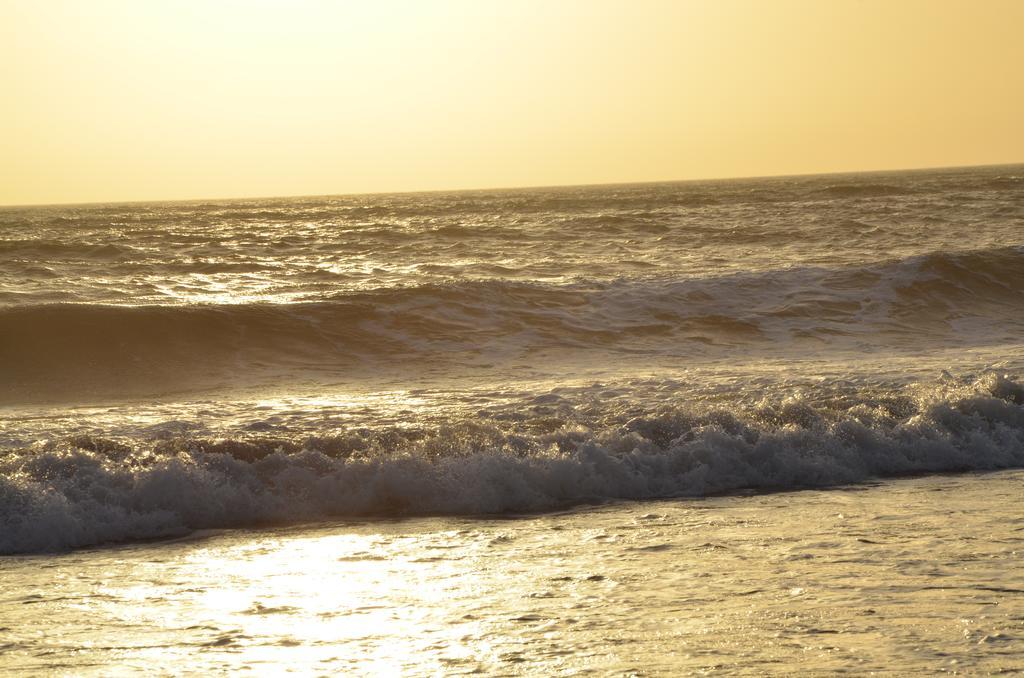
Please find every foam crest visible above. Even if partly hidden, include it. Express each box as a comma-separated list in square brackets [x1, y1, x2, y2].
[3, 374, 1022, 554]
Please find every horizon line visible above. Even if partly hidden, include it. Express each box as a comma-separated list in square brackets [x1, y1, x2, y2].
[2, 160, 1021, 210]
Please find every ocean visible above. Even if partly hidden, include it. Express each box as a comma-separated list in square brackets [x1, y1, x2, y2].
[2, 165, 1023, 674]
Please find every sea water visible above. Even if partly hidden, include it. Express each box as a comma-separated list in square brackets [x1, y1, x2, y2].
[1, 166, 1023, 673]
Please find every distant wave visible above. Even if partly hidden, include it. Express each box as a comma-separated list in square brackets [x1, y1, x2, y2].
[2, 372, 1022, 554]
[0, 240, 142, 260]
[982, 175, 1024, 190]
[2, 246, 1023, 403]
[812, 183, 919, 199]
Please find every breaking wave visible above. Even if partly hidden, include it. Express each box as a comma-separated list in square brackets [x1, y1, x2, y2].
[2, 373, 1022, 554]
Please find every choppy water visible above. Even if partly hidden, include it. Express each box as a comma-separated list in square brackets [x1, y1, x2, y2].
[2, 165, 1024, 673]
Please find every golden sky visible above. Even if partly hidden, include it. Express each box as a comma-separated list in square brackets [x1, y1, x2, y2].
[2, 0, 1022, 205]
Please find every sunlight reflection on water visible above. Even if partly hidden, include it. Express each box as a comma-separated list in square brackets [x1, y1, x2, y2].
[4, 470, 1024, 674]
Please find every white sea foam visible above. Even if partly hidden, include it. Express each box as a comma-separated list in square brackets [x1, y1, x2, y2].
[3, 373, 1022, 554]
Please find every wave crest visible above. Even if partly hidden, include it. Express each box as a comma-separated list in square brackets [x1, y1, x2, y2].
[2, 373, 1023, 554]
[3, 246, 1023, 403]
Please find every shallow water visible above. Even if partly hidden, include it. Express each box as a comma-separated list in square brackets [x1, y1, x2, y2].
[3, 470, 1023, 675]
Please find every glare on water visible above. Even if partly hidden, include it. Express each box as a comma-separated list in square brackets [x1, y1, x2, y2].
[3, 470, 1023, 675]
